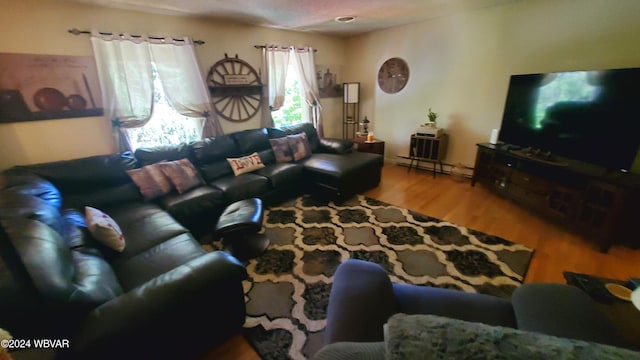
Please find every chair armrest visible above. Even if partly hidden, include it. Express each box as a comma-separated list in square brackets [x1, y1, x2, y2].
[511, 283, 631, 349]
[318, 138, 354, 154]
[67, 251, 247, 359]
[324, 259, 399, 344]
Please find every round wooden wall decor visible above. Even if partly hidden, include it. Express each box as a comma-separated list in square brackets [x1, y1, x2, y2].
[206, 54, 263, 122]
[377, 57, 409, 94]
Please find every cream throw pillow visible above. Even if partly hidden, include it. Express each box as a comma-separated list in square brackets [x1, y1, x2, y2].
[227, 152, 266, 176]
[85, 206, 126, 252]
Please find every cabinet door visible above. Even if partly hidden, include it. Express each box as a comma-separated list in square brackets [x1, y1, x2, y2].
[575, 181, 624, 251]
[411, 136, 438, 160]
[546, 185, 578, 221]
[472, 146, 495, 186]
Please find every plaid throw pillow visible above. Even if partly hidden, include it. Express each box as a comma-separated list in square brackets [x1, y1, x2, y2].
[158, 158, 203, 194]
[126, 163, 173, 200]
[287, 132, 312, 161]
[269, 137, 294, 163]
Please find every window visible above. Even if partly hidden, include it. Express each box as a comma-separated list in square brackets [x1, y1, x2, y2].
[126, 65, 202, 151]
[271, 61, 309, 127]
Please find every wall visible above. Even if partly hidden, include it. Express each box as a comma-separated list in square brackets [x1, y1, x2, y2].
[0, 0, 346, 170]
[344, 0, 640, 173]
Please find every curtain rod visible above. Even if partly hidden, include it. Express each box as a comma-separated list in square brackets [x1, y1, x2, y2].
[254, 45, 317, 52]
[68, 28, 205, 45]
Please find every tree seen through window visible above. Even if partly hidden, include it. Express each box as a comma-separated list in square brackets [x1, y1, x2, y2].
[127, 65, 202, 151]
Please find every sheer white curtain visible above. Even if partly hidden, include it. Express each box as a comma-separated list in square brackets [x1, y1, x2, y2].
[291, 47, 323, 137]
[261, 46, 290, 128]
[149, 38, 224, 137]
[91, 31, 153, 150]
[262, 45, 323, 133]
[91, 31, 222, 151]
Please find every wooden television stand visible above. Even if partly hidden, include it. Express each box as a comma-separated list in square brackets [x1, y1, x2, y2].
[472, 143, 640, 252]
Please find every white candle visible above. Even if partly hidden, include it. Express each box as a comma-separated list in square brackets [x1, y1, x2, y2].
[489, 129, 499, 144]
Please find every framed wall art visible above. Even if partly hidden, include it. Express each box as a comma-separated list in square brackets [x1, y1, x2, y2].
[0, 52, 103, 123]
[316, 64, 344, 99]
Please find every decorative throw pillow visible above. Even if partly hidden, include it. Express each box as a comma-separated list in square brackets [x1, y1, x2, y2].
[287, 132, 312, 161]
[85, 206, 126, 252]
[157, 158, 202, 194]
[227, 152, 266, 176]
[269, 137, 294, 163]
[126, 163, 173, 200]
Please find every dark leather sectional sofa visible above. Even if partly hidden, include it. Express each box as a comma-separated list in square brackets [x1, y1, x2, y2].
[0, 123, 383, 360]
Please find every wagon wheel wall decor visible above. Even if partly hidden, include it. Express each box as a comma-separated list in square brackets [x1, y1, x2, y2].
[207, 54, 263, 122]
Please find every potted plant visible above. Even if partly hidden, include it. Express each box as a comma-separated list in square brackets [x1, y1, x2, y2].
[427, 107, 438, 128]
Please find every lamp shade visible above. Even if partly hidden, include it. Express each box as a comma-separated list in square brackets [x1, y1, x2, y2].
[344, 82, 360, 104]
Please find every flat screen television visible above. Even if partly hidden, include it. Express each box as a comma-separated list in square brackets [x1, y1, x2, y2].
[498, 67, 640, 172]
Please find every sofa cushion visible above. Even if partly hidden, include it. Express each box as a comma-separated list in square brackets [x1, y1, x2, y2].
[301, 152, 383, 188]
[288, 132, 313, 161]
[191, 135, 238, 164]
[69, 249, 124, 307]
[1, 217, 76, 301]
[319, 138, 355, 154]
[85, 206, 126, 252]
[209, 174, 270, 203]
[232, 128, 272, 155]
[191, 135, 238, 182]
[126, 163, 174, 200]
[195, 160, 235, 184]
[227, 152, 266, 176]
[134, 144, 191, 167]
[9, 152, 138, 195]
[0, 192, 66, 235]
[0, 174, 62, 209]
[99, 203, 190, 263]
[0, 217, 122, 312]
[63, 183, 143, 210]
[110, 233, 205, 291]
[254, 163, 304, 188]
[157, 158, 203, 194]
[160, 186, 226, 222]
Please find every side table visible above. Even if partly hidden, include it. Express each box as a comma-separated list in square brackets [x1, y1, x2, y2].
[398, 134, 448, 178]
[352, 136, 385, 156]
[564, 271, 640, 349]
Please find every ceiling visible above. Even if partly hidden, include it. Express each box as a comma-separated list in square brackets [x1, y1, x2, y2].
[67, 0, 519, 36]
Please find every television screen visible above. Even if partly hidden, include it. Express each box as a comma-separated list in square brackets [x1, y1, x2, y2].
[498, 67, 640, 171]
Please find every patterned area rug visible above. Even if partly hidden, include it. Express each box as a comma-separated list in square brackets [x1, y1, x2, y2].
[237, 195, 534, 360]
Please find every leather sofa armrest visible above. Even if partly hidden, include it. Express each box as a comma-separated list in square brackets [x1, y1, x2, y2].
[318, 138, 354, 154]
[67, 251, 247, 360]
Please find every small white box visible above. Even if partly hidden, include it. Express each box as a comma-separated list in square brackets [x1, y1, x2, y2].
[415, 127, 443, 138]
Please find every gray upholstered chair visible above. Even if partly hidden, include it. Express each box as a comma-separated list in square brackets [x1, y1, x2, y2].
[316, 259, 633, 359]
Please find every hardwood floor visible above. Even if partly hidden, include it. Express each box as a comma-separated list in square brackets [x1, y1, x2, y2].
[201, 163, 640, 359]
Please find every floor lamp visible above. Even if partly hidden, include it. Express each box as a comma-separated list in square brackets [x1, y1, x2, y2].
[343, 82, 360, 139]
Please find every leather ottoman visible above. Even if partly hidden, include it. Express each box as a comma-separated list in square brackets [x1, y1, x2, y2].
[214, 198, 270, 261]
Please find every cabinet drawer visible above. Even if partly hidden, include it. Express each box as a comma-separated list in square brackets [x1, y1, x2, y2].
[510, 170, 551, 194]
